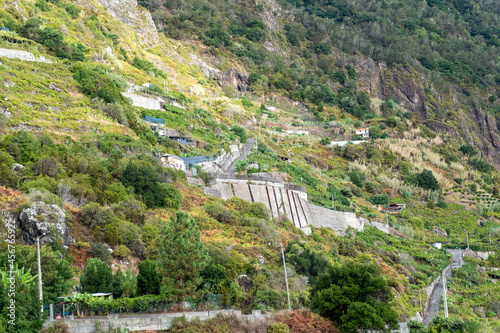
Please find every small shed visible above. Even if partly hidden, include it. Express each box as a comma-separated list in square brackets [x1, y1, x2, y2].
[380, 202, 405, 213]
[165, 129, 194, 146]
[160, 154, 186, 172]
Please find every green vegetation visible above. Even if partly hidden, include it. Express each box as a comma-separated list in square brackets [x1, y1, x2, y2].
[0, 0, 499, 330]
[159, 211, 209, 296]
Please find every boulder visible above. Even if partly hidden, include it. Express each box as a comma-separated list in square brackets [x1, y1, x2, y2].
[237, 274, 253, 292]
[18, 201, 72, 248]
[431, 227, 448, 238]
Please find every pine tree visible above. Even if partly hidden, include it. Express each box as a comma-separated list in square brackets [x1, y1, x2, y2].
[158, 211, 209, 297]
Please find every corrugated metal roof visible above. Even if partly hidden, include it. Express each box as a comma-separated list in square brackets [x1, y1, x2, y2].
[145, 115, 164, 124]
[181, 156, 210, 165]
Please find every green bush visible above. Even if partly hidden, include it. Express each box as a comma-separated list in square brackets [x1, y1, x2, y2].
[114, 245, 131, 259]
[415, 169, 440, 191]
[137, 259, 161, 296]
[268, 322, 289, 333]
[65, 4, 80, 18]
[205, 201, 236, 224]
[73, 66, 126, 104]
[367, 194, 389, 205]
[121, 162, 181, 208]
[79, 258, 114, 293]
[349, 171, 364, 188]
[231, 125, 247, 143]
[242, 97, 254, 108]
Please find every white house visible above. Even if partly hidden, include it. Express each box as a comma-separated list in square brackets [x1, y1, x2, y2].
[160, 154, 186, 172]
[266, 106, 276, 112]
[355, 128, 369, 138]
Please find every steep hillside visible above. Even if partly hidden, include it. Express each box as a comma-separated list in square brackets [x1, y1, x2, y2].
[0, 0, 499, 331]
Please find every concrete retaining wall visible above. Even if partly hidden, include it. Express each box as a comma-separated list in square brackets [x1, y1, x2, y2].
[0, 48, 53, 63]
[198, 144, 242, 173]
[203, 176, 367, 235]
[122, 92, 162, 110]
[366, 220, 390, 234]
[56, 310, 270, 333]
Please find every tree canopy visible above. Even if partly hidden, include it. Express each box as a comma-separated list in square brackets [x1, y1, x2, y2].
[311, 260, 398, 332]
[159, 211, 209, 297]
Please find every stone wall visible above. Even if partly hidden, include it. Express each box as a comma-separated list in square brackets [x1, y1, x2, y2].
[0, 48, 53, 63]
[199, 144, 241, 173]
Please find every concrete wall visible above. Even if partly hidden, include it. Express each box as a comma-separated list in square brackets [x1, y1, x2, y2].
[366, 220, 390, 234]
[198, 144, 242, 173]
[203, 176, 367, 235]
[56, 310, 269, 333]
[122, 92, 162, 110]
[0, 48, 53, 63]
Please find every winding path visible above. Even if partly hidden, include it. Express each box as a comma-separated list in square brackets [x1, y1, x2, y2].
[423, 249, 465, 325]
[227, 138, 255, 173]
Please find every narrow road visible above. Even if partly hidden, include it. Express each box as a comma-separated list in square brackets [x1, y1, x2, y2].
[423, 249, 465, 325]
[227, 138, 255, 173]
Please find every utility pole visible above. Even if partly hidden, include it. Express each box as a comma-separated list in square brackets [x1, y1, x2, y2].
[332, 194, 335, 210]
[419, 289, 423, 317]
[268, 243, 291, 311]
[37, 233, 46, 313]
[443, 272, 448, 318]
[465, 229, 469, 249]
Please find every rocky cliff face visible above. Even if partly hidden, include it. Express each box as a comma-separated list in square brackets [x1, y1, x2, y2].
[18, 202, 72, 248]
[198, 61, 250, 92]
[356, 58, 500, 168]
[92, 0, 160, 47]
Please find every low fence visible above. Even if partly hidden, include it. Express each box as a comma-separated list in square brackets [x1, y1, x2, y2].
[48, 295, 229, 320]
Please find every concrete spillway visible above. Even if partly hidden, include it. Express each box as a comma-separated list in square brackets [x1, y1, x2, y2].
[203, 174, 375, 235]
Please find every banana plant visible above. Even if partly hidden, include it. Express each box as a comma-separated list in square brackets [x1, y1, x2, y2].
[1, 263, 37, 288]
[64, 292, 93, 317]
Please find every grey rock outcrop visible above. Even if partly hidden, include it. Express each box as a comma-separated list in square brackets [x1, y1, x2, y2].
[198, 62, 249, 92]
[93, 0, 160, 47]
[431, 227, 448, 238]
[18, 202, 71, 248]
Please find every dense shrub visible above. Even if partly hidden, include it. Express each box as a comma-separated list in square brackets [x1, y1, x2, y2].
[65, 4, 80, 18]
[415, 170, 440, 191]
[72, 66, 126, 103]
[231, 125, 248, 143]
[80, 203, 113, 229]
[311, 261, 398, 332]
[349, 171, 364, 188]
[205, 201, 236, 224]
[275, 309, 339, 333]
[367, 194, 389, 206]
[137, 259, 161, 296]
[79, 258, 114, 293]
[121, 162, 181, 208]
